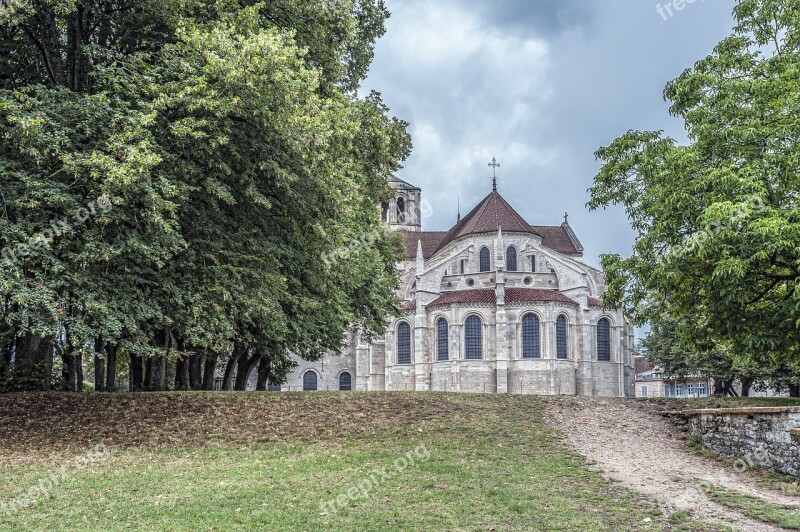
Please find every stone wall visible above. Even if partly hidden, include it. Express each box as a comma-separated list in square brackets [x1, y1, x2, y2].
[682, 407, 800, 477]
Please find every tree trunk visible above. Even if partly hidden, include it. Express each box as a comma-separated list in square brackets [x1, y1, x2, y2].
[790, 384, 800, 398]
[144, 356, 153, 389]
[202, 354, 217, 390]
[739, 377, 754, 397]
[234, 351, 261, 391]
[130, 353, 143, 392]
[188, 354, 202, 389]
[0, 335, 12, 382]
[94, 338, 105, 392]
[175, 355, 189, 390]
[105, 343, 117, 392]
[17, 333, 53, 390]
[256, 355, 271, 391]
[76, 351, 83, 390]
[0, 308, 15, 382]
[222, 343, 245, 391]
[150, 356, 165, 391]
[63, 349, 79, 392]
[712, 379, 725, 396]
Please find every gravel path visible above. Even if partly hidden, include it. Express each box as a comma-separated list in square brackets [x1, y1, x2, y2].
[543, 397, 799, 531]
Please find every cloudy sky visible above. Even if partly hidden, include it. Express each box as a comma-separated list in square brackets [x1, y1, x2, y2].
[361, 0, 737, 269]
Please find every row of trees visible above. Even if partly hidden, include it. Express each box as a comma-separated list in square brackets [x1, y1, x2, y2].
[589, 0, 800, 396]
[0, 0, 411, 391]
[639, 317, 800, 397]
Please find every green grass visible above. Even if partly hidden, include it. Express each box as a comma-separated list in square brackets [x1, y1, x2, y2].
[0, 392, 671, 531]
[702, 484, 800, 530]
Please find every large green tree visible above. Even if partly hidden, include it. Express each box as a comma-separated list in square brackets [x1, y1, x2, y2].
[589, 0, 800, 381]
[0, 0, 409, 391]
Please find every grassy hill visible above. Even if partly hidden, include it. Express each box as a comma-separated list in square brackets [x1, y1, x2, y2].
[0, 392, 669, 531]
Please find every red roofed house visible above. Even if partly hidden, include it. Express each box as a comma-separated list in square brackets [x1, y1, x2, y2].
[282, 173, 636, 396]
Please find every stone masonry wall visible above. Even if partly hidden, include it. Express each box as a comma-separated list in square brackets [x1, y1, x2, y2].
[684, 407, 800, 478]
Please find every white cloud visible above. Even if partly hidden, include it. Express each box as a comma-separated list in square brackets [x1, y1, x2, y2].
[363, 0, 554, 223]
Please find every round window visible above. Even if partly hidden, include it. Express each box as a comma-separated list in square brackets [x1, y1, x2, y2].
[523, 277, 533, 285]
[466, 278, 475, 287]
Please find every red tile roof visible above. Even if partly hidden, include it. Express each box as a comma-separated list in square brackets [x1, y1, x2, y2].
[431, 192, 539, 254]
[505, 288, 579, 306]
[635, 357, 652, 375]
[402, 231, 448, 260]
[400, 192, 583, 259]
[427, 288, 578, 309]
[427, 289, 497, 309]
[588, 297, 604, 308]
[400, 299, 416, 312]
[529, 225, 582, 256]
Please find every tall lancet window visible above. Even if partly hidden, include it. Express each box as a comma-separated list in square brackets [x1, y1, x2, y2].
[465, 315, 483, 359]
[597, 318, 611, 361]
[437, 318, 449, 361]
[397, 322, 411, 364]
[479, 247, 490, 272]
[556, 315, 568, 359]
[396, 197, 405, 223]
[522, 313, 541, 358]
[506, 246, 517, 272]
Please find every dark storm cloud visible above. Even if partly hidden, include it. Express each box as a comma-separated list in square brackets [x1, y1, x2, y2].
[362, 0, 738, 270]
[456, 0, 596, 37]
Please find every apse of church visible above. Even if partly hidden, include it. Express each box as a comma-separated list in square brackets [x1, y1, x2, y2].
[283, 164, 635, 397]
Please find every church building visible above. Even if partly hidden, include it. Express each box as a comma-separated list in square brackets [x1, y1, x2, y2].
[281, 167, 636, 397]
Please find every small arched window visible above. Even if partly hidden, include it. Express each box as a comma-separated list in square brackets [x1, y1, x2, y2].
[506, 246, 517, 272]
[556, 315, 568, 359]
[465, 315, 483, 359]
[339, 372, 352, 391]
[303, 371, 318, 391]
[397, 322, 411, 364]
[396, 197, 405, 222]
[597, 318, 611, 361]
[437, 318, 449, 361]
[479, 247, 490, 272]
[521, 313, 541, 358]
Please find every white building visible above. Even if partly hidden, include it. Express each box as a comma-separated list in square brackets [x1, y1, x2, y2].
[282, 175, 636, 397]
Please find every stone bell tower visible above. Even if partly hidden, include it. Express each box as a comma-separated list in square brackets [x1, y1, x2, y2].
[383, 175, 422, 232]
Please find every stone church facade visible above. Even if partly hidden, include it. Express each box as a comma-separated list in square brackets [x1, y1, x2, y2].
[281, 175, 636, 397]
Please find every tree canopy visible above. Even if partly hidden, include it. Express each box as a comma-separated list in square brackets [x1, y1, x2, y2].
[589, 0, 800, 384]
[0, 0, 410, 391]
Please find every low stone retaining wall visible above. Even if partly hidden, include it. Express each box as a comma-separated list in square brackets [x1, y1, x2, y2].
[676, 407, 800, 477]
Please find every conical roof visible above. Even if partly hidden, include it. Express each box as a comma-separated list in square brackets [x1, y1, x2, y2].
[432, 191, 541, 254]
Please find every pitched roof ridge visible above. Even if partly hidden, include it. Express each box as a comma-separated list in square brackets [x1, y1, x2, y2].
[431, 191, 536, 255]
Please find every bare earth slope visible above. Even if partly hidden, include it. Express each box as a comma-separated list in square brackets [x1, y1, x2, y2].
[544, 397, 800, 531]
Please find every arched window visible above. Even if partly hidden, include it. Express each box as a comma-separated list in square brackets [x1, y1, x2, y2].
[556, 315, 568, 359]
[397, 322, 411, 364]
[437, 318, 449, 361]
[303, 371, 318, 391]
[479, 247, 490, 272]
[339, 372, 352, 391]
[380, 202, 389, 222]
[506, 246, 517, 272]
[465, 315, 483, 359]
[396, 197, 405, 222]
[597, 318, 611, 361]
[521, 313, 541, 358]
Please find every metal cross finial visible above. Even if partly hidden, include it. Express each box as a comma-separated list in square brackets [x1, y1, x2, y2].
[564, 212, 569, 224]
[488, 157, 500, 191]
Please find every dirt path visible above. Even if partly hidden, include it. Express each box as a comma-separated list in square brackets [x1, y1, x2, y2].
[543, 397, 799, 531]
